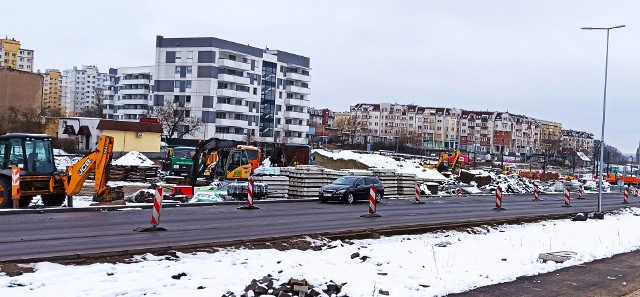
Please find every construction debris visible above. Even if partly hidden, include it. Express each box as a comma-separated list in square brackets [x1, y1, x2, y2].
[221, 276, 344, 297]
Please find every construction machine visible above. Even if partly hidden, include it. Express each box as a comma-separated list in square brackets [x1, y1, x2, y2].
[0, 134, 117, 208]
[436, 150, 463, 172]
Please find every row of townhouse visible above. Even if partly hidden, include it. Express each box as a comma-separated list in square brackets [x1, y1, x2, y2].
[41, 35, 312, 144]
[345, 103, 593, 156]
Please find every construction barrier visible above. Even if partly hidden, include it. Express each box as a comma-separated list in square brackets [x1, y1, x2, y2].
[634, 186, 639, 198]
[493, 186, 505, 210]
[361, 187, 381, 218]
[623, 186, 629, 204]
[534, 184, 540, 201]
[577, 185, 584, 199]
[11, 166, 19, 209]
[134, 187, 167, 232]
[151, 188, 163, 226]
[562, 187, 572, 207]
[238, 178, 260, 210]
[414, 183, 425, 204]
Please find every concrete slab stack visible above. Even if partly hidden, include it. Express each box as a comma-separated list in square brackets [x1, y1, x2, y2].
[288, 165, 336, 199]
[397, 172, 418, 196]
[371, 168, 399, 197]
[251, 175, 290, 198]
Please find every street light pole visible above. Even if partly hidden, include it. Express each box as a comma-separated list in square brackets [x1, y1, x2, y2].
[581, 25, 625, 218]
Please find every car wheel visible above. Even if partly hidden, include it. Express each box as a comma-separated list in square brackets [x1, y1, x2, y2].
[375, 192, 382, 203]
[344, 193, 355, 204]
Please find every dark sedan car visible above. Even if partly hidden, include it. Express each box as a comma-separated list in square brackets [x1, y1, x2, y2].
[318, 175, 384, 204]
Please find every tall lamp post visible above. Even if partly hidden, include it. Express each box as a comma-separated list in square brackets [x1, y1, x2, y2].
[581, 24, 625, 218]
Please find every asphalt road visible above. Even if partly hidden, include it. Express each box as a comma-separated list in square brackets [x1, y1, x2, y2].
[0, 192, 636, 262]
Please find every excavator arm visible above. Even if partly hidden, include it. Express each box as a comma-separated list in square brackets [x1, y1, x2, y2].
[450, 150, 462, 171]
[64, 136, 114, 199]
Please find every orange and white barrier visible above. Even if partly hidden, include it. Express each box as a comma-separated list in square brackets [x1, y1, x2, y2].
[577, 185, 584, 199]
[11, 166, 19, 209]
[361, 187, 381, 218]
[623, 186, 629, 204]
[238, 178, 259, 210]
[534, 185, 539, 201]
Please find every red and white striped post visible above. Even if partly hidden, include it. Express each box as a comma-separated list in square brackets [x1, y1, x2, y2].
[151, 188, 163, 227]
[414, 183, 425, 204]
[493, 186, 505, 210]
[238, 178, 260, 210]
[562, 187, 572, 207]
[361, 187, 381, 217]
[634, 186, 639, 198]
[623, 186, 629, 204]
[577, 185, 584, 199]
[533, 184, 540, 201]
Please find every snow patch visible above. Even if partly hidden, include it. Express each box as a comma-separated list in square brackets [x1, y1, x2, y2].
[112, 151, 155, 167]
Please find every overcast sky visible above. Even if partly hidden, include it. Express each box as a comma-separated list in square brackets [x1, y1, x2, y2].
[4, 1, 639, 153]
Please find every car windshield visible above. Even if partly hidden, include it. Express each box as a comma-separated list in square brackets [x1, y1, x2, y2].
[333, 176, 359, 185]
[173, 148, 195, 158]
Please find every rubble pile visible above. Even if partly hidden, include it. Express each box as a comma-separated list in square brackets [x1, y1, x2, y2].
[222, 276, 344, 297]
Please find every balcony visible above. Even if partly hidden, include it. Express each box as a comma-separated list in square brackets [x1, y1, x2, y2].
[285, 85, 310, 94]
[213, 133, 246, 142]
[120, 78, 151, 85]
[119, 88, 150, 95]
[284, 98, 308, 107]
[116, 99, 150, 106]
[218, 74, 250, 85]
[284, 124, 309, 133]
[283, 110, 308, 120]
[287, 137, 308, 145]
[285, 72, 311, 82]
[218, 59, 251, 71]
[215, 103, 249, 113]
[216, 88, 250, 99]
[216, 118, 248, 127]
[116, 109, 148, 115]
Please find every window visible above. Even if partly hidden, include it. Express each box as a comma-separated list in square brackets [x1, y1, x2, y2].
[253, 88, 257, 95]
[186, 66, 192, 74]
[186, 81, 192, 89]
[175, 66, 181, 74]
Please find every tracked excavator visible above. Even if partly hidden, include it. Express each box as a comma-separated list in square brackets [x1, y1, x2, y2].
[0, 134, 119, 208]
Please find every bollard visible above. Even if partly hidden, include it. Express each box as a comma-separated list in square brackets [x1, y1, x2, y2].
[134, 187, 167, 232]
[11, 166, 20, 209]
[634, 186, 639, 198]
[623, 186, 629, 204]
[562, 187, 572, 207]
[151, 188, 163, 226]
[533, 184, 540, 201]
[493, 186, 505, 210]
[414, 183, 425, 204]
[576, 185, 584, 200]
[238, 178, 260, 210]
[361, 187, 381, 218]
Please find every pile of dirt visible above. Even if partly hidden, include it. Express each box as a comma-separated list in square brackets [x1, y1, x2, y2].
[312, 151, 370, 170]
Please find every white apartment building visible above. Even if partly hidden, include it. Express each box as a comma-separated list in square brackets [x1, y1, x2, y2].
[17, 48, 34, 72]
[153, 35, 311, 143]
[61, 65, 110, 116]
[107, 66, 153, 120]
[561, 129, 594, 155]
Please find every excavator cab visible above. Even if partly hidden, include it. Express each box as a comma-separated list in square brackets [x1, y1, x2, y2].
[213, 148, 252, 180]
[0, 134, 56, 175]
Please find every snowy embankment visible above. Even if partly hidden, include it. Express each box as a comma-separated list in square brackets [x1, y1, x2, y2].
[313, 149, 446, 182]
[2, 209, 640, 296]
[112, 151, 156, 167]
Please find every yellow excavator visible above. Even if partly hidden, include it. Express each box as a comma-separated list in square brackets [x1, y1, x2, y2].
[431, 150, 462, 173]
[0, 134, 117, 208]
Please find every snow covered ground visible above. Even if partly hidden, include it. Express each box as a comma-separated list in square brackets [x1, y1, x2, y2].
[2, 208, 640, 296]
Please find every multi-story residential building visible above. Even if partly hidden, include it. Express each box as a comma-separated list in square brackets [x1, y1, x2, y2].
[61, 65, 110, 116]
[0, 38, 34, 71]
[42, 69, 62, 112]
[153, 35, 311, 143]
[107, 66, 153, 120]
[348, 103, 546, 156]
[540, 120, 563, 153]
[561, 129, 594, 155]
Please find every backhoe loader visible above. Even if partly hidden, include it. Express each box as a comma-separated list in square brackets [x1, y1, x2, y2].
[0, 134, 118, 208]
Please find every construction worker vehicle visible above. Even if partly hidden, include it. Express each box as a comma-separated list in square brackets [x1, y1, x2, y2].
[165, 146, 196, 176]
[0, 134, 119, 208]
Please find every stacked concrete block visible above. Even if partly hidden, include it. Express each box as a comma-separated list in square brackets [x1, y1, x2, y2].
[371, 168, 399, 197]
[288, 166, 337, 199]
[397, 172, 418, 196]
[251, 175, 290, 198]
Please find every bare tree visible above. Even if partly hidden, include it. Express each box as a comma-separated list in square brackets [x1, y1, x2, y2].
[398, 129, 422, 148]
[0, 106, 45, 134]
[335, 115, 363, 144]
[147, 98, 202, 139]
[42, 106, 64, 117]
[79, 87, 105, 118]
